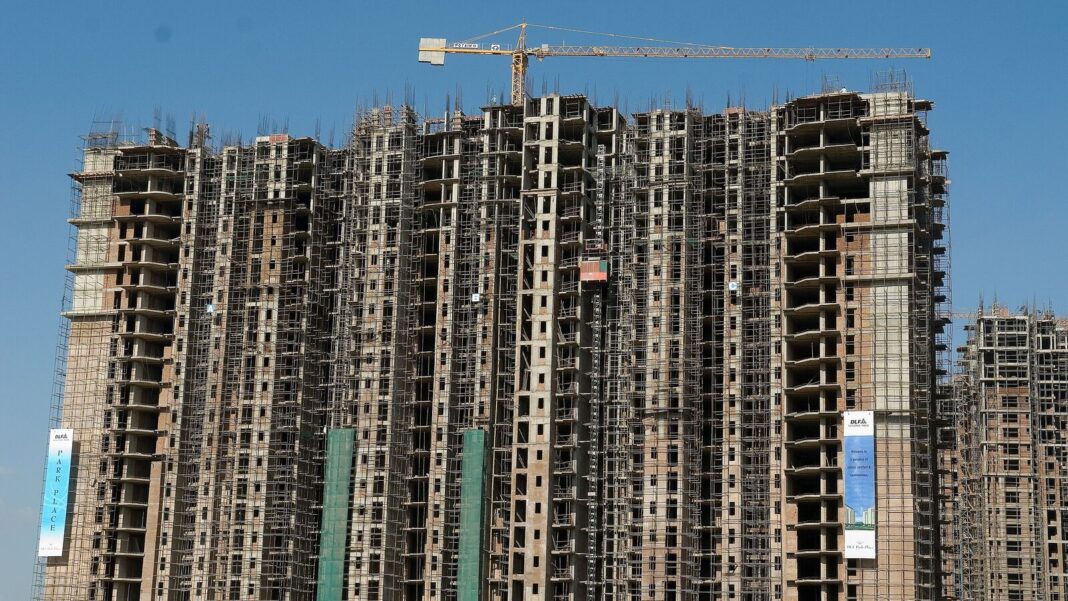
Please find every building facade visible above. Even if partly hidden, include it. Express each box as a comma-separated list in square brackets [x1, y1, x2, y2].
[955, 306, 1068, 601]
[39, 81, 951, 601]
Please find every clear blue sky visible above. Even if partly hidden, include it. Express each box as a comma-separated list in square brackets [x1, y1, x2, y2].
[1, 0, 1065, 596]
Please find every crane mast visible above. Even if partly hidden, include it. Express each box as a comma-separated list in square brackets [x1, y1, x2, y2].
[419, 21, 931, 106]
[511, 23, 528, 107]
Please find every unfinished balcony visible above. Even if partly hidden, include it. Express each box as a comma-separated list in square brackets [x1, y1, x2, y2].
[785, 270, 840, 297]
[781, 93, 867, 131]
[420, 160, 460, 187]
[557, 136, 588, 166]
[784, 337, 841, 371]
[552, 506, 576, 530]
[114, 459, 154, 485]
[784, 311, 839, 344]
[558, 97, 588, 123]
[112, 175, 184, 202]
[106, 434, 158, 463]
[791, 501, 839, 531]
[785, 469, 840, 504]
[115, 197, 182, 227]
[555, 425, 578, 450]
[421, 133, 461, 162]
[119, 242, 179, 275]
[793, 529, 841, 558]
[550, 532, 576, 552]
[114, 150, 184, 175]
[552, 453, 577, 476]
[791, 555, 841, 586]
[783, 124, 861, 161]
[783, 233, 836, 265]
[116, 385, 161, 413]
[550, 565, 575, 582]
[781, 150, 862, 187]
[111, 406, 160, 438]
[785, 446, 839, 478]
[784, 419, 839, 450]
[118, 312, 174, 344]
[113, 505, 149, 533]
[783, 387, 839, 420]
[554, 403, 578, 424]
[105, 555, 146, 584]
[116, 288, 176, 320]
[783, 218, 839, 246]
[783, 287, 839, 319]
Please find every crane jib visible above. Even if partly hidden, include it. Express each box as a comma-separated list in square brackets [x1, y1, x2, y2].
[419, 26, 930, 106]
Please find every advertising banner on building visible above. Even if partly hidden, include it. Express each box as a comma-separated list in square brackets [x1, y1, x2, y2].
[38, 429, 73, 557]
[843, 411, 876, 559]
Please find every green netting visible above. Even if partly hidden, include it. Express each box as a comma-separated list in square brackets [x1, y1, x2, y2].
[458, 428, 487, 601]
[317, 428, 354, 601]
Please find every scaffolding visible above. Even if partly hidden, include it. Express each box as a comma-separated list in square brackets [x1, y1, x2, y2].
[694, 109, 727, 600]
[624, 107, 704, 601]
[479, 103, 522, 601]
[954, 306, 1068, 601]
[163, 122, 221, 600]
[36, 125, 125, 601]
[596, 118, 638, 601]
[774, 77, 950, 601]
[739, 109, 774, 601]
[340, 106, 420, 601]
[36, 124, 186, 601]
[440, 114, 486, 598]
[155, 131, 337, 600]
[38, 85, 956, 601]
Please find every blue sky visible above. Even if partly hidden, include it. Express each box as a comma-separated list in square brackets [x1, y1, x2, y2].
[1, 0, 1065, 596]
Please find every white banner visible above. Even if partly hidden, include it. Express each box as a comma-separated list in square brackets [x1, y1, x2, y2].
[843, 411, 876, 559]
[38, 429, 73, 557]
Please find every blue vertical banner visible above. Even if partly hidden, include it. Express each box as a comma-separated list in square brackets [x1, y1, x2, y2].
[38, 428, 73, 557]
[843, 411, 876, 559]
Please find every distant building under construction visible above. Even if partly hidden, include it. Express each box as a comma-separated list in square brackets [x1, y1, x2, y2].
[38, 78, 953, 601]
[954, 306, 1068, 601]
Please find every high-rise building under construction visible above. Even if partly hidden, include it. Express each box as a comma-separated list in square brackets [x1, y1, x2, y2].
[953, 306, 1068, 601]
[37, 77, 953, 601]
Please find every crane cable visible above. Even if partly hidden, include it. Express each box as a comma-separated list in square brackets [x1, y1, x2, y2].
[456, 22, 734, 51]
[527, 23, 733, 50]
[456, 23, 524, 45]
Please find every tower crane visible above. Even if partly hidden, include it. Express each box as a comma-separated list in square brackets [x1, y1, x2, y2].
[419, 22, 931, 106]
